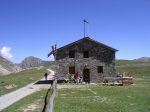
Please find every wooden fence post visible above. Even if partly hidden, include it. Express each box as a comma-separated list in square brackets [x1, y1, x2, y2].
[45, 78, 57, 112]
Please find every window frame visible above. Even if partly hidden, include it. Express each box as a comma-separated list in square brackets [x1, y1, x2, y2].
[97, 66, 103, 73]
[69, 50, 75, 58]
[83, 51, 89, 58]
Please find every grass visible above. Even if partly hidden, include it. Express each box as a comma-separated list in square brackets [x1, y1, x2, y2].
[0, 68, 47, 96]
[116, 65, 150, 77]
[55, 79, 150, 112]
[55, 60, 150, 112]
[116, 60, 150, 67]
[116, 60, 150, 77]
[2, 88, 51, 112]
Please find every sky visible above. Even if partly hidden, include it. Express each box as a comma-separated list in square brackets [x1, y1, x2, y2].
[0, 0, 150, 63]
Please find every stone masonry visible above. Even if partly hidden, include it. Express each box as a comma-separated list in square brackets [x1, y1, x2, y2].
[56, 37, 118, 83]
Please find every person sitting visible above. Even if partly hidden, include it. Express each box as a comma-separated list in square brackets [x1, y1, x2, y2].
[75, 71, 80, 84]
[80, 76, 83, 83]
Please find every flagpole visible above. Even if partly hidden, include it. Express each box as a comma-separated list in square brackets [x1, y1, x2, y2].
[84, 20, 85, 38]
[54, 44, 57, 78]
[83, 19, 89, 38]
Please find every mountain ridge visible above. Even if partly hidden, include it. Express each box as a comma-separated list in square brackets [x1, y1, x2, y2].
[1, 56, 149, 76]
[134, 57, 150, 62]
[18, 56, 51, 69]
[0, 56, 52, 75]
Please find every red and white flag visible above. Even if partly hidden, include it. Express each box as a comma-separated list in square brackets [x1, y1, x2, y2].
[47, 44, 57, 57]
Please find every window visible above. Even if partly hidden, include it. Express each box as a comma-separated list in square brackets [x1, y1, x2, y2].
[69, 66, 75, 74]
[97, 66, 103, 73]
[83, 51, 89, 58]
[69, 51, 75, 58]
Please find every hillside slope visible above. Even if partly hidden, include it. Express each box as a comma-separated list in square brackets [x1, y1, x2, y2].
[116, 59, 150, 77]
[0, 56, 22, 75]
[135, 57, 150, 62]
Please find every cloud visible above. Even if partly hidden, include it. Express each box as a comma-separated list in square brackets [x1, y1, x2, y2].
[0, 46, 13, 60]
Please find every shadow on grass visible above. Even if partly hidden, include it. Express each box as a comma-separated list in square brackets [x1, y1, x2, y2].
[36, 79, 67, 112]
[34, 80, 53, 85]
[34, 80, 66, 85]
[34, 79, 67, 85]
[42, 88, 51, 112]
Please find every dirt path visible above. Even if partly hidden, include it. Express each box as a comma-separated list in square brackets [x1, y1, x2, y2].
[0, 69, 55, 111]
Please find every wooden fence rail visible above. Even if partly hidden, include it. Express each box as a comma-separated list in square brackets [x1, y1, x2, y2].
[45, 78, 57, 112]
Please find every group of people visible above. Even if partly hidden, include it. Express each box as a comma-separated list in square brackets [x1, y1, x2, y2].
[43, 71, 83, 84]
[67, 71, 82, 84]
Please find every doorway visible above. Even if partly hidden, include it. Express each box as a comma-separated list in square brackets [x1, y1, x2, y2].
[69, 66, 75, 74]
[83, 69, 90, 83]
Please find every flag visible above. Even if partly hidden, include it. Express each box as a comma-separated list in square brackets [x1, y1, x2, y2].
[83, 19, 89, 23]
[47, 44, 57, 58]
[47, 51, 53, 58]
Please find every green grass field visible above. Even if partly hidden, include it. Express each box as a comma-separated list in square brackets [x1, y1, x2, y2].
[1, 60, 150, 112]
[116, 60, 150, 77]
[2, 89, 51, 112]
[55, 60, 150, 112]
[0, 68, 46, 96]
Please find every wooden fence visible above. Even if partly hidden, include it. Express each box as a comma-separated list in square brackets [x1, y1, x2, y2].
[45, 78, 57, 112]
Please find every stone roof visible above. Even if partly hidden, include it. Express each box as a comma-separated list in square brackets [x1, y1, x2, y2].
[57, 37, 118, 52]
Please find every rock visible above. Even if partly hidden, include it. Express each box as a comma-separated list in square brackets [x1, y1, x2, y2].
[18, 56, 52, 69]
[0, 56, 22, 75]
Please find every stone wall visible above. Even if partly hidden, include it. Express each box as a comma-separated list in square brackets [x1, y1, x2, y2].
[56, 38, 116, 83]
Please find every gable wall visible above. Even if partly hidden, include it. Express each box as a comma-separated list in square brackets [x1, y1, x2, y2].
[56, 39, 116, 83]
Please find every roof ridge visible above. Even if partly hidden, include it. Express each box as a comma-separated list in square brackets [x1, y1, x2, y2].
[57, 37, 118, 51]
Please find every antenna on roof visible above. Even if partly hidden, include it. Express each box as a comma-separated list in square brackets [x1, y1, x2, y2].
[83, 19, 89, 38]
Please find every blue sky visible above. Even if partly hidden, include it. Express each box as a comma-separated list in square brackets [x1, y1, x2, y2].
[0, 0, 150, 63]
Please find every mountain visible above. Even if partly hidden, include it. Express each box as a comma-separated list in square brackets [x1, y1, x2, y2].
[19, 56, 51, 69]
[135, 57, 150, 62]
[0, 56, 22, 75]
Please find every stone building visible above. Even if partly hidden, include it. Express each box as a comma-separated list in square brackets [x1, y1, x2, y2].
[56, 37, 118, 83]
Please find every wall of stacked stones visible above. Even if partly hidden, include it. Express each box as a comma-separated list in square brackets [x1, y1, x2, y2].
[56, 39, 116, 82]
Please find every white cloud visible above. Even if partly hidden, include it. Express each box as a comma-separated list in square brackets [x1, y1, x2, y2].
[0, 46, 13, 60]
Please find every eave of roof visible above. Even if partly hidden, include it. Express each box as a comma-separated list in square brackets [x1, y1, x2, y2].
[57, 37, 118, 52]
